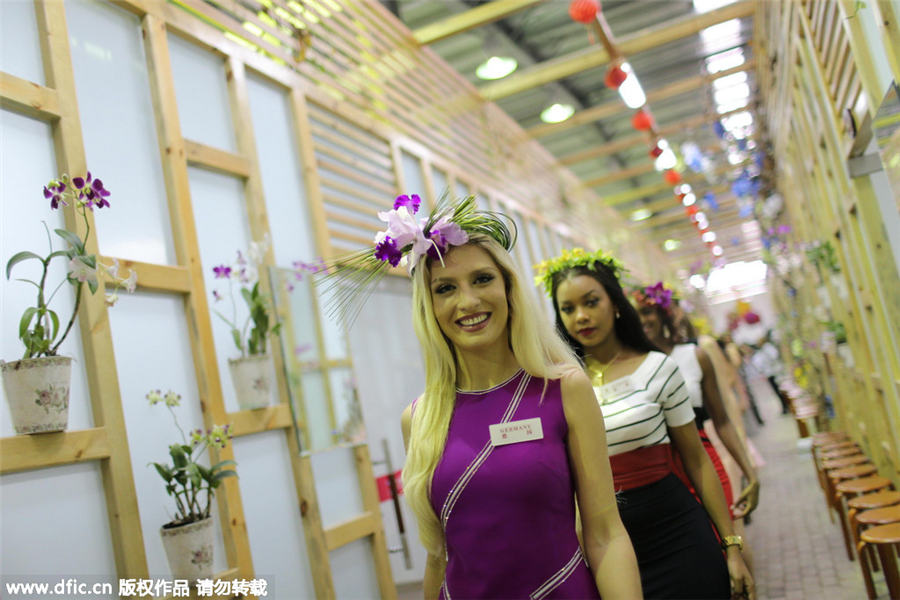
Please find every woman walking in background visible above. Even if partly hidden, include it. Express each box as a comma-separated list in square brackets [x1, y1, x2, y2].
[538, 249, 753, 599]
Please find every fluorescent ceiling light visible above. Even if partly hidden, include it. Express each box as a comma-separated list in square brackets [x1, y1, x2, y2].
[693, 0, 736, 13]
[702, 231, 717, 243]
[618, 62, 646, 108]
[716, 99, 749, 114]
[713, 71, 748, 90]
[714, 82, 750, 106]
[689, 274, 706, 289]
[682, 193, 696, 206]
[705, 47, 745, 73]
[631, 208, 653, 221]
[664, 239, 682, 252]
[727, 151, 744, 164]
[700, 18, 743, 55]
[723, 111, 753, 129]
[540, 102, 575, 123]
[712, 245, 724, 256]
[476, 56, 518, 80]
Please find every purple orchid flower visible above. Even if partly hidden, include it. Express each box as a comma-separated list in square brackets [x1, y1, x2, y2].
[644, 282, 673, 310]
[213, 265, 231, 278]
[393, 194, 421, 214]
[426, 217, 468, 260]
[212, 289, 223, 302]
[43, 182, 68, 210]
[374, 235, 403, 267]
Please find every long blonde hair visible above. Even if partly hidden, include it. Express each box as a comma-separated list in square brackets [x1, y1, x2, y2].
[402, 235, 579, 556]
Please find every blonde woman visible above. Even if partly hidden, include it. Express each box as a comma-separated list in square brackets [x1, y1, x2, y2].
[333, 195, 639, 599]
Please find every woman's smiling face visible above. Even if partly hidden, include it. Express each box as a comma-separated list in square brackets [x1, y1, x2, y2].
[429, 244, 509, 356]
[555, 274, 616, 351]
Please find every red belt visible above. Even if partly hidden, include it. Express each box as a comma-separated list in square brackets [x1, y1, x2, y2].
[609, 444, 674, 491]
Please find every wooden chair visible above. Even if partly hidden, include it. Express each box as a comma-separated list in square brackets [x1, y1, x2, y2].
[835, 476, 896, 560]
[812, 431, 849, 445]
[859, 522, 900, 600]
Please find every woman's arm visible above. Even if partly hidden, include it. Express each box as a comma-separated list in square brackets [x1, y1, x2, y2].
[668, 423, 755, 599]
[401, 404, 445, 600]
[696, 347, 760, 518]
[561, 370, 642, 599]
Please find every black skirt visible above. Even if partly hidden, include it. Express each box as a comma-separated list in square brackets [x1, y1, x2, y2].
[616, 473, 730, 599]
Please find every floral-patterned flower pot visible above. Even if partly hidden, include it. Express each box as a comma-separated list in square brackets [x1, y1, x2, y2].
[160, 516, 214, 581]
[228, 354, 271, 410]
[1, 356, 72, 435]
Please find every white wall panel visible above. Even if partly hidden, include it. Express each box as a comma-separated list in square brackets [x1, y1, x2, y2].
[0, 0, 44, 85]
[107, 291, 228, 578]
[310, 447, 364, 527]
[0, 109, 93, 436]
[166, 33, 236, 152]
[0, 463, 116, 578]
[66, 0, 176, 265]
[246, 74, 316, 264]
[232, 431, 315, 598]
[330, 538, 379, 600]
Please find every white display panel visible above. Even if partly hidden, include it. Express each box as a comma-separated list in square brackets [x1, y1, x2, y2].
[246, 74, 316, 265]
[0, 463, 117, 580]
[298, 370, 332, 451]
[454, 180, 470, 201]
[0, 0, 44, 85]
[330, 538, 379, 600]
[431, 167, 448, 200]
[231, 431, 315, 598]
[166, 32, 236, 153]
[107, 291, 228, 579]
[0, 109, 93, 436]
[400, 150, 426, 199]
[188, 167, 278, 413]
[66, 0, 176, 265]
[310, 447, 365, 528]
[346, 275, 427, 583]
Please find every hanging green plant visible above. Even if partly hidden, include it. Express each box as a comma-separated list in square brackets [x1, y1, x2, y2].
[805, 240, 840, 273]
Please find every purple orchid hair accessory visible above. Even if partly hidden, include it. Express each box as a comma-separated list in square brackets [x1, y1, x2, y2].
[316, 192, 515, 323]
[632, 281, 676, 314]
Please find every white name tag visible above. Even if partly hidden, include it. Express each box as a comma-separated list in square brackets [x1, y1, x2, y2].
[489, 417, 543, 447]
[598, 376, 634, 402]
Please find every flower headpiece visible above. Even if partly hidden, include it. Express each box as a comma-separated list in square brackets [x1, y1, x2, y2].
[632, 281, 675, 313]
[318, 193, 515, 322]
[533, 248, 625, 296]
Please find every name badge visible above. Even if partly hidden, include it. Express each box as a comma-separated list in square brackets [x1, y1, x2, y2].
[489, 417, 543, 447]
[598, 376, 634, 402]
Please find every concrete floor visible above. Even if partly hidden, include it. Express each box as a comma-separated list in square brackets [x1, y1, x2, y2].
[393, 378, 895, 599]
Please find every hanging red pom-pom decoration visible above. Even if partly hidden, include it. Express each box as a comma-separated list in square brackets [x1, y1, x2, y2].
[664, 169, 682, 184]
[685, 204, 699, 217]
[569, 0, 600, 23]
[649, 144, 664, 158]
[605, 64, 627, 89]
[631, 109, 653, 131]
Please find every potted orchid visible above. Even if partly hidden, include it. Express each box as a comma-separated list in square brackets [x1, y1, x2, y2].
[210, 236, 280, 410]
[147, 389, 236, 581]
[1, 172, 135, 434]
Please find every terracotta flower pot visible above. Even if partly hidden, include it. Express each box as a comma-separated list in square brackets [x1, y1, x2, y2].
[160, 516, 214, 581]
[228, 354, 271, 410]
[1, 356, 72, 434]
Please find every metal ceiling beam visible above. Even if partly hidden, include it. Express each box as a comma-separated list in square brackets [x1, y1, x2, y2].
[527, 59, 756, 139]
[479, 0, 755, 100]
[412, 0, 547, 45]
[600, 159, 751, 206]
[559, 104, 753, 166]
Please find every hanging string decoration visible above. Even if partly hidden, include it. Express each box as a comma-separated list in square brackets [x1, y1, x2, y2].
[569, 0, 600, 23]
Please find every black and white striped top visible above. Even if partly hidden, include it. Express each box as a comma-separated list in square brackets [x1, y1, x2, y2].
[592, 351, 696, 457]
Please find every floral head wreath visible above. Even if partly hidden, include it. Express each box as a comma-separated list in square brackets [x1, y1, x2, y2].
[317, 193, 515, 322]
[631, 281, 676, 313]
[533, 248, 626, 296]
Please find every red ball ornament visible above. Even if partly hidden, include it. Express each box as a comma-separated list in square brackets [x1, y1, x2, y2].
[649, 144, 664, 158]
[664, 169, 682, 184]
[605, 64, 627, 89]
[631, 109, 653, 131]
[569, 0, 600, 23]
[685, 204, 699, 217]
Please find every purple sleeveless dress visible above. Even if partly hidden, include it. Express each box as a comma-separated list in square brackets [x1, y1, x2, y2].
[430, 370, 599, 599]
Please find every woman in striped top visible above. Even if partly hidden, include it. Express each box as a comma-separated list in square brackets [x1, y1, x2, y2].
[537, 249, 754, 599]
